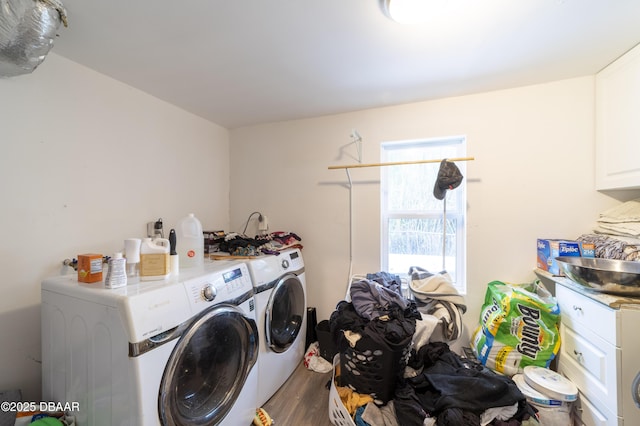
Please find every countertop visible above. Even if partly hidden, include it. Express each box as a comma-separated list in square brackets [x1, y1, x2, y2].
[534, 268, 640, 309]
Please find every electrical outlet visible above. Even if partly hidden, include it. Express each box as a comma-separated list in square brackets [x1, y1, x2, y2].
[147, 218, 164, 238]
[258, 215, 269, 232]
[147, 222, 155, 238]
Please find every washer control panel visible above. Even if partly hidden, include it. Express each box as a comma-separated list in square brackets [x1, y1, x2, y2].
[183, 264, 252, 311]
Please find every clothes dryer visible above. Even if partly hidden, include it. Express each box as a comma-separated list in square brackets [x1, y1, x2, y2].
[242, 248, 307, 406]
[41, 261, 258, 426]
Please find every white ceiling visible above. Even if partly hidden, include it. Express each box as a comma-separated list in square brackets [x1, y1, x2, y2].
[50, 0, 640, 129]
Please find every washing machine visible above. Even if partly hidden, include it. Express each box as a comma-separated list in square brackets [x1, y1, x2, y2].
[41, 261, 259, 426]
[243, 248, 307, 406]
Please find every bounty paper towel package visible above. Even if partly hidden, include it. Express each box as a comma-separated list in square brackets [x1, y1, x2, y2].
[472, 280, 561, 376]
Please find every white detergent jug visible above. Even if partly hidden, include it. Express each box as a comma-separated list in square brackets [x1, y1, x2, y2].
[176, 213, 204, 269]
[139, 238, 170, 281]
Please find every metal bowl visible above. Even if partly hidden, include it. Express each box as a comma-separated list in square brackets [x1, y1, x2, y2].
[556, 256, 640, 296]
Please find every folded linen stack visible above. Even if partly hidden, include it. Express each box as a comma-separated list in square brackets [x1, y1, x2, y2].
[596, 198, 640, 238]
[588, 198, 640, 260]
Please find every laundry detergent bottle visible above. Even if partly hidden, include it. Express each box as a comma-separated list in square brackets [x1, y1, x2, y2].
[139, 238, 171, 281]
[176, 213, 204, 269]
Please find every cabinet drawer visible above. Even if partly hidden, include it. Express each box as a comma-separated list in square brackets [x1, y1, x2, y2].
[556, 285, 618, 345]
[574, 391, 619, 426]
[559, 323, 619, 412]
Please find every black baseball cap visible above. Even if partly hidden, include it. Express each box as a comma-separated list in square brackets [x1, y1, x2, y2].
[433, 159, 463, 200]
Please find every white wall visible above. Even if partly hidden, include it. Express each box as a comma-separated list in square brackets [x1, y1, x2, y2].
[230, 76, 640, 342]
[4, 53, 640, 403]
[0, 54, 231, 399]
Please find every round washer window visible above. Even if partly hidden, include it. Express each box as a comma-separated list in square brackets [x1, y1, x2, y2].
[158, 304, 258, 425]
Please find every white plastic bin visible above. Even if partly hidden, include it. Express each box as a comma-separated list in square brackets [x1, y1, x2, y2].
[329, 354, 356, 426]
[514, 366, 578, 425]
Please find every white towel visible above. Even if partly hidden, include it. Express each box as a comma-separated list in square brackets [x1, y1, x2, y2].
[412, 314, 441, 350]
[595, 221, 640, 238]
[362, 400, 400, 426]
[599, 198, 640, 223]
[408, 266, 466, 310]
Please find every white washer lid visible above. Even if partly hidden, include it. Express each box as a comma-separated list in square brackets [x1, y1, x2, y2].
[513, 374, 564, 406]
[523, 366, 578, 402]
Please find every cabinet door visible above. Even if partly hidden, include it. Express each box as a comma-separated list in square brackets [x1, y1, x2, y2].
[595, 42, 640, 190]
[574, 391, 619, 426]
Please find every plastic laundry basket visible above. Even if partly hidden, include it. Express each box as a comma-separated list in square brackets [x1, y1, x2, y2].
[338, 331, 411, 405]
[329, 354, 356, 426]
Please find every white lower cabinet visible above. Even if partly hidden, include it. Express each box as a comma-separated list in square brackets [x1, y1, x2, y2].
[575, 391, 613, 426]
[554, 281, 640, 425]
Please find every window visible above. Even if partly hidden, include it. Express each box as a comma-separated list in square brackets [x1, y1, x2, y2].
[381, 136, 467, 293]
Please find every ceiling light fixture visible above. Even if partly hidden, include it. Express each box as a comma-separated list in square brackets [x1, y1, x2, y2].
[382, 0, 430, 24]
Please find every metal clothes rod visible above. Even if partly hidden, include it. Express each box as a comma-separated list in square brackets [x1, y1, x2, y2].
[328, 156, 474, 170]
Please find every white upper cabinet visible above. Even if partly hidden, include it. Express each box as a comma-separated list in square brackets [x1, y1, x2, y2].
[596, 42, 640, 190]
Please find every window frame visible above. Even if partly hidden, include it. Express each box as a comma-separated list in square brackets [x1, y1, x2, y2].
[380, 136, 467, 293]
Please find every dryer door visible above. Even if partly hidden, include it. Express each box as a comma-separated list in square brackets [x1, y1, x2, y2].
[158, 303, 258, 426]
[265, 273, 305, 353]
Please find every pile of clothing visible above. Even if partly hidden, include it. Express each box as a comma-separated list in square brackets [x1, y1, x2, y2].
[215, 231, 302, 256]
[395, 342, 536, 426]
[408, 267, 466, 346]
[330, 274, 419, 405]
[328, 270, 538, 426]
[574, 198, 640, 262]
[578, 233, 640, 261]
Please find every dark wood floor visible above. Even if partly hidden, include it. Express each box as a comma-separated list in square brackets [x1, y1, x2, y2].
[261, 360, 333, 425]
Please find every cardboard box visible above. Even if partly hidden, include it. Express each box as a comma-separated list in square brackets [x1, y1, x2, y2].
[582, 243, 596, 258]
[77, 253, 103, 283]
[537, 239, 595, 276]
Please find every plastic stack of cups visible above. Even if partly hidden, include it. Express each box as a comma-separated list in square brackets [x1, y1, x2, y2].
[124, 238, 141, 284]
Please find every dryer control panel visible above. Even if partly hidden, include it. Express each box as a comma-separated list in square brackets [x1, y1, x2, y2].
[282, 249, 304, 272]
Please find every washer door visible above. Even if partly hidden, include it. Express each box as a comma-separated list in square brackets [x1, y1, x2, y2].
[158, 304, 258, 426]
[265, 273, 305, 353]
